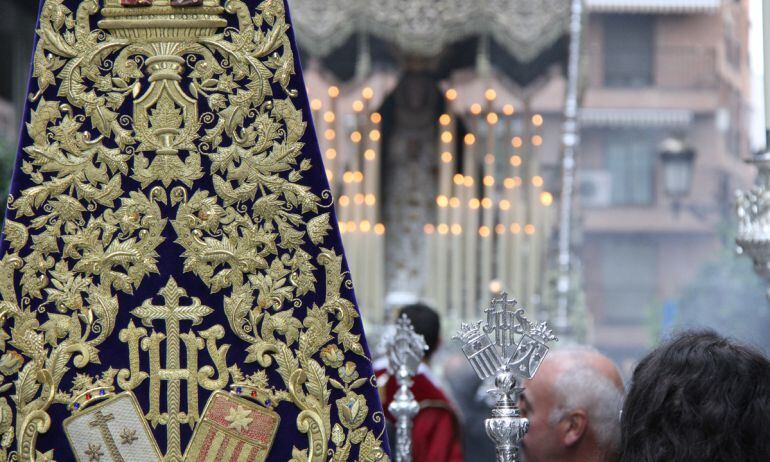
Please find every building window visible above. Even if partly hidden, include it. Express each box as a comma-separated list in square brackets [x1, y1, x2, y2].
[599, 236, 658, 325]
[603, 14, 654, 87]
[605, 130, 655, 206]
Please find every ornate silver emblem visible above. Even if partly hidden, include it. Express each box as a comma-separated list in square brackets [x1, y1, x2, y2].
[382, 314, 428, 462]
[454, 293, 557, 462]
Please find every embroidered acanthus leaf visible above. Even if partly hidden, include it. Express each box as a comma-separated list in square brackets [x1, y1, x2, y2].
[76, 174, 123, 208]
[85, 101, 118, 138]
[338, 331, 364, 358]
[32, 48, 58, 98]
[258, 0, 285, 27]
[281, 182, 319, 214]
[359, 430, 386, 461]
[45, 342, 76, 391]
[306, 213, 331, 246]
[97, 146, 131, 175]
[26, 99, 62, 147]
[210, 144, 246, 174]
[228, 364, 246, 383]
[289, 447, 309, 462]
[303, 358, 330, 406]
[273, 343, 299, 387]
[331, 423, 345, 447]
[201, 119, 225, 148]
[249, 258, 291, 307]
[291, 249, 316, 297]
[3, 220, 29, 252]
[270, 310, 302, 346]
[299, 305, 331, 358]
[14, 363, 41, 408]
[244, 61, 273, 107]
[220, 91, 251, 136]
[10, 327, 45, 362]
[252, 193, 284, 222]
[212, 175, 259, 205]
[350, 427, 369, 445]
[272, 99, 304, 144]
[223, 283, 255, 342]
[39, 315, 71, 347]
[277, 220, 305, 250]
[87, 285, 119, 345]
[149, 95, 183, 131]
[267, 49, 295, 95]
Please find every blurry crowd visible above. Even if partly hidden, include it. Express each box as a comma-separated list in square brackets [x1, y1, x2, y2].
[379, 304, 770, 462]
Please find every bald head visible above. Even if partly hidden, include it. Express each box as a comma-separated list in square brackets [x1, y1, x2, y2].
[520, 347, 624, 462]
[545, 348, 624, 390]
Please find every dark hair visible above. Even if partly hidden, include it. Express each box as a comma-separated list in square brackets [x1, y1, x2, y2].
[398, 303, 440, 355]
[619, 330, 770, 462]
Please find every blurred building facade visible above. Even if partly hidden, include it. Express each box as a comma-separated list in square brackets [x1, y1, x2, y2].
[576, 0, 753, 363]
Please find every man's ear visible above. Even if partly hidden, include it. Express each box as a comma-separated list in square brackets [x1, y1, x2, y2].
[561, 410, 588, 447]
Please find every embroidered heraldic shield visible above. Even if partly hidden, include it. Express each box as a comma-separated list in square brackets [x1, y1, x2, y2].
[0, 0, 391, 461]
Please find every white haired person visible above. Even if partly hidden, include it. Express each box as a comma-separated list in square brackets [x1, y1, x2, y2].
[518, 347, 624, 462]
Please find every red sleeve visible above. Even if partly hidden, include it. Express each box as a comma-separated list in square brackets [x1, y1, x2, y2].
[411, 408, 464, 462]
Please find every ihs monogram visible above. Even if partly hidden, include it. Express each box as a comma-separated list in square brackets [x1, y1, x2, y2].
[119, 278, 229, 461]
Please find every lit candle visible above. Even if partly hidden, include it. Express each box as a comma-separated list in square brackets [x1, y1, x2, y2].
[450, 188, 463, 321]
[463, 121, 479, 320]
[497, 116, 514, 288]
[327, 86, 340, 193]
[480, 102, 497, 303]
[507, 130, 524, 300]
[375, 223, 386, 322]
[425, 223, 438, 303]
[436, 112, 455, 317]
[363, 97, 381, 317]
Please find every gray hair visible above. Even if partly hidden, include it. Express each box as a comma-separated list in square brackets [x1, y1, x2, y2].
[547, 347, 624, 455]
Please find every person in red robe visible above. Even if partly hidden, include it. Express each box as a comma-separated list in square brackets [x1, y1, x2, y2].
[375, 303, 464, 462]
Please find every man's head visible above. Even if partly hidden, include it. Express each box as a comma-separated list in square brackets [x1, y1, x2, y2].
[397, 303, 440, 359]
[520, 347, 624, 462]
[619, 330, 770, 462]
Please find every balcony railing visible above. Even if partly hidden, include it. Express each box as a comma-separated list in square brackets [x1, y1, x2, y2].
[586, 46, 718, 90]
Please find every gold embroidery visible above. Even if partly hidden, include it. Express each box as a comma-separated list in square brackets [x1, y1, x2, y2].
[0, 0, 390, 460]
[126, 278, 229, 461]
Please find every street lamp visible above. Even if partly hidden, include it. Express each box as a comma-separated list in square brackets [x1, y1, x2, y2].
[659, 137, 696, 213]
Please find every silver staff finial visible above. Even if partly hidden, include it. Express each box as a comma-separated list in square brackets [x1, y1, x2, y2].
[383, 314, 428, 462]
[454, 293, 558, 462]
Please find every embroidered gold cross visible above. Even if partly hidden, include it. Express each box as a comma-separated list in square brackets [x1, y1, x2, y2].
[89, 411, 125, 462]
[118, 278, 222, 461]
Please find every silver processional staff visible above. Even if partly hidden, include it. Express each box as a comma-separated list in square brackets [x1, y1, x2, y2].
[383, 314, 428, 462]
[455, 293, 558, 462]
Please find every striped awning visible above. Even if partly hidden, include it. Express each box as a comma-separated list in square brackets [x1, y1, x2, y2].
[579, 108, 694, 127]
[586, 0, 720, 13]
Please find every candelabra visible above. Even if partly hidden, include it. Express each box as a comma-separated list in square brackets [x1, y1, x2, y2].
[454, 293, 557, 462]
[736, 153, 770, 289]
[736, 0, 770, 292]
[382, 314, 428, 462]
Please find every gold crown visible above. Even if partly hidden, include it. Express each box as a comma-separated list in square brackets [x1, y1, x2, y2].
[99, 0, 227, 43]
